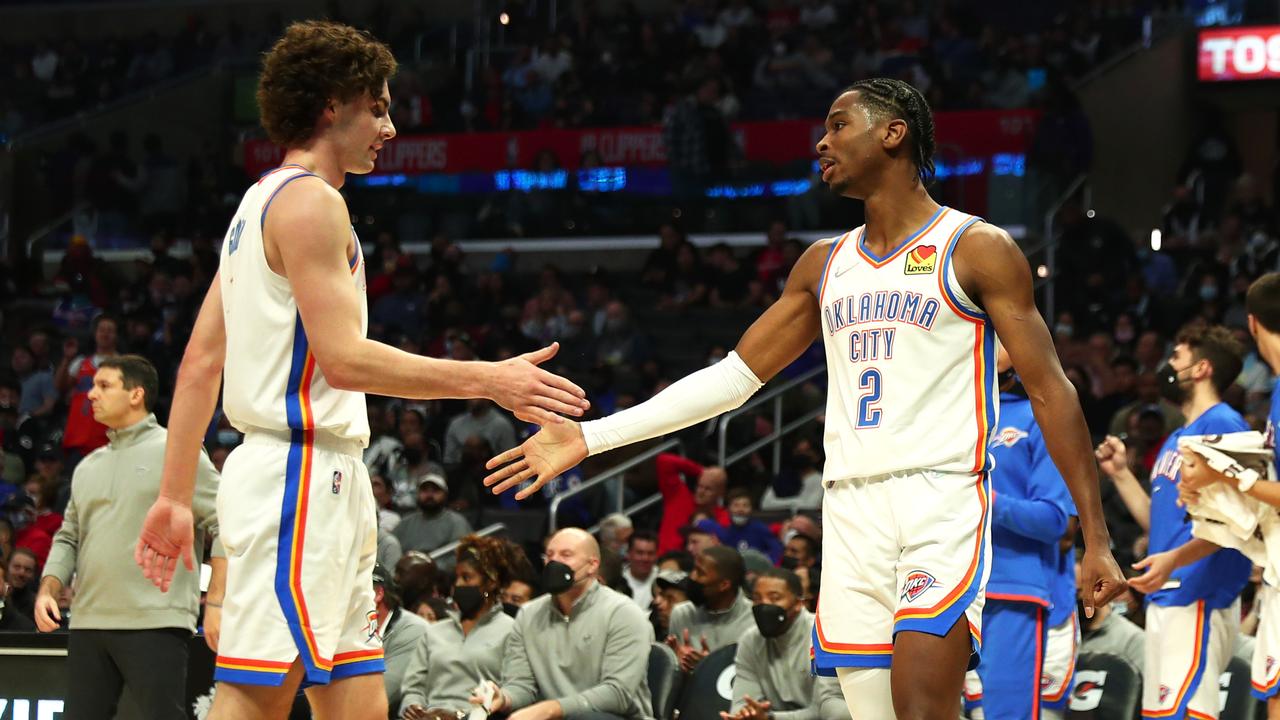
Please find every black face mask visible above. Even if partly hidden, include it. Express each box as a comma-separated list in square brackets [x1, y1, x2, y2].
[1156, 362, 1191, 405]
[752, 603, 791, 638]
[542, 561, 576, 595]
[503, 602, 521, 618]
[682, 577, 707, 607]
[779, 556, 799, 571]
[453, 586, 487, 618]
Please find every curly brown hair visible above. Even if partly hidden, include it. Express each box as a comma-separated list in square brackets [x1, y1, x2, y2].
[257, 20, 397, 148]
[456, 535, 533, 592]
[1176, 322, 1244, 395]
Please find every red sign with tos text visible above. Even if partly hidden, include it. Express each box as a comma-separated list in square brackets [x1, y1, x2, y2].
[1198, 25, 1280, 81]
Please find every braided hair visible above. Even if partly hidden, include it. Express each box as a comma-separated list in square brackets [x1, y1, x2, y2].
[456, 534, 533, 592]
[845, 78, 937, 185]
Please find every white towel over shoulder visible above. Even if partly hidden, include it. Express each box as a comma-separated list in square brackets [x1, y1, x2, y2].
[1179, 431, 1280, 583]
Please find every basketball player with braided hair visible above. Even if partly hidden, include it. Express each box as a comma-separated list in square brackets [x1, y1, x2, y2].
[399, 535, 530, 719]
[485, 78, 1127, 718]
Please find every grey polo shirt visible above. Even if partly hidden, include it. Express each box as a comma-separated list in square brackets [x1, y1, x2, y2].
[501, 582, 655, 719]
[399, 603, 514, 715]
[43, 414, 222, 632]
[667, 589, 755, 652]
[731, 609, 849, 720]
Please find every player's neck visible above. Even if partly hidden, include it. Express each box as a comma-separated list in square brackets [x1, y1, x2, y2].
[281, 147, 345, 189]
[860, 184, 941, 254]
[1258, 333, 1280, 374]
[1180, 386, 1220, 425]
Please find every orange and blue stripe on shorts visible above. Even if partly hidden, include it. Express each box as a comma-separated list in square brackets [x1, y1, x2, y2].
[1143, 601, 1212, 719]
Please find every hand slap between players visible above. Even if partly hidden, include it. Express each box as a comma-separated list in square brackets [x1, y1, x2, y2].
[487, 342, 590, 426]
[135, 495, 196, 592]
[484, 419, 588, 500]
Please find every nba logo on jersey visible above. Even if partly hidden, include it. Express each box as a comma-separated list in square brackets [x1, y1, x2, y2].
[332, 470, 343, 495]
[903, 245, 937, 275]
[901, 570, 937, 602]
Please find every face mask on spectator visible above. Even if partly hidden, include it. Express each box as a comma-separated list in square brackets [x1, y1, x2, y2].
[681, 576, 708, 607]
[752, 603, 791, 638]
[779, 555, 799, 571]
[1115, 327, 1134, 344]
[1199, 284, 1219, 302]
[503, 601, 521, 618]
[1054, 322, 1073, 338]
[542, 560, 578, 595]
[452, 585, 487, 618]
[730, 513, 749, 527]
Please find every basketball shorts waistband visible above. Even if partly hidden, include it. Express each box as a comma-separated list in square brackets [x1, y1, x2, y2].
[241, 428, 365, 459]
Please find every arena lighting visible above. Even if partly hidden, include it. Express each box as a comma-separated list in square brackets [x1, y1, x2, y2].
[499, 12, 510, 25]
[1036, 265, 1049, 278]
[1086, 209, 1096, 218]
[1151, 228, 1162, 251]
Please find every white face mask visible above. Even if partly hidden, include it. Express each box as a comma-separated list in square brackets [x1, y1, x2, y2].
[730, 513, 749, 527]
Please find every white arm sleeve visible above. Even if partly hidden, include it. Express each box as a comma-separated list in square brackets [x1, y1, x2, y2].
[581, 351, 765, 455]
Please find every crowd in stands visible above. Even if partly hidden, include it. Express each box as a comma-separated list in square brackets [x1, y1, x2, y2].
[6, 0, 1154, 142]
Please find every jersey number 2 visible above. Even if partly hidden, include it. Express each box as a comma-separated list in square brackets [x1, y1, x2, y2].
[856, 368, 882, 428]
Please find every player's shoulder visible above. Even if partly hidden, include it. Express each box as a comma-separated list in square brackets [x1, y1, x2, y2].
[266, 173, 347, 224]
[955, 218, 1017, 249]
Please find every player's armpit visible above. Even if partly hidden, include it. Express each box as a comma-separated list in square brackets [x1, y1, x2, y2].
[265, 177, 368, 389]
[733, 238, 830, 382]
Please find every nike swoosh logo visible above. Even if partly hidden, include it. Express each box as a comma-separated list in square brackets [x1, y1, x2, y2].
[834, 265, 853, 277]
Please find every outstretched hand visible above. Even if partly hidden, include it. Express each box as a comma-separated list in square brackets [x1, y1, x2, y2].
[484, 419, 588, 500]
[488, 343, 590, 426]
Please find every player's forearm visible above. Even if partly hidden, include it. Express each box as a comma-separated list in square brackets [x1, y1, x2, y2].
[1030, 380, 1114, 546]
[582, 351, 763, 455]
[159, 357, 223, 505]
[324, 338, 488, 400]
[1108, 469, 1151, 531]
[206, 557, 227, 604]
[1244, 479, 1280, 507]
[1171, 538, 1219, 569]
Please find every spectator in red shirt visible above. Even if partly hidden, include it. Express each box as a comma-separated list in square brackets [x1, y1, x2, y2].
[656, 453, 729, 553]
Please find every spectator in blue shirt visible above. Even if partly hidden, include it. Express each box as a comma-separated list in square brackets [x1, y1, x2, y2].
[723, 488, 783, 563]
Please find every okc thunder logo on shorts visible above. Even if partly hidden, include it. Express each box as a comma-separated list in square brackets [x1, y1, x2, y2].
[1269, 656, 1276, 675]
[901, 570, 938, 602]
[1159, 685, 1172, 703]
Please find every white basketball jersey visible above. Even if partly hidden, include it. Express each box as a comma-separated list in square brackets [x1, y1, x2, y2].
[218, 165, 371, 446]
[817, 206, 997, 480]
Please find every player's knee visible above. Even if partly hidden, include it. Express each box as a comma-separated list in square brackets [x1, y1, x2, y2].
[836, 667, 895, 720]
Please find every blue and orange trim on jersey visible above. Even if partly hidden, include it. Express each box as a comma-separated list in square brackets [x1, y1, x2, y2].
[331, 649, 386, 680]
[936, 215, 996, 474]
[986, 591, 1051, 608]
[855, 206, 949, 268]
[1143, 600, 1211, 718]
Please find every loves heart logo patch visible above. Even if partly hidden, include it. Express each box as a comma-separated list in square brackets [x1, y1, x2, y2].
[905, 245, 937, 275]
